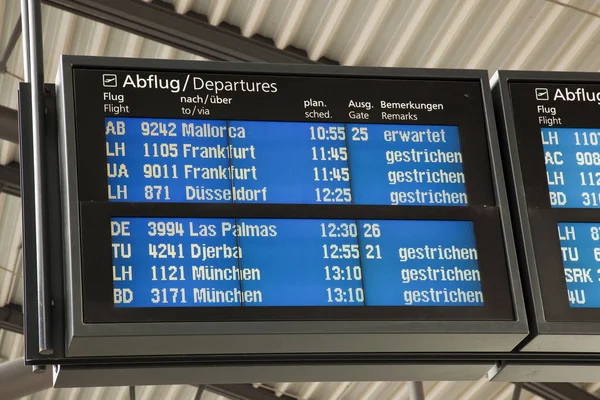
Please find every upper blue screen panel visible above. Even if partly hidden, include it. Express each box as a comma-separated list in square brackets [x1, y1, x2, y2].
[542, 127, 600, 208]
[106, 117, 466, 205]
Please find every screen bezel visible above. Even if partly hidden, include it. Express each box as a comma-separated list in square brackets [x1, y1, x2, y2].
[67, 60, 518, 325]
[81, 202, 512, 322]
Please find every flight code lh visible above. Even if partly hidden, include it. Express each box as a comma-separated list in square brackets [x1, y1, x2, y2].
[543, 130, 600, 206]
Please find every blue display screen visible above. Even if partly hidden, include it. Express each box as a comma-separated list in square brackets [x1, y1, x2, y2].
[542, 128, 600, 208]
[111, 218, 483, 307]
[106, 118, 467, 206]
[557, 222, 600, 307]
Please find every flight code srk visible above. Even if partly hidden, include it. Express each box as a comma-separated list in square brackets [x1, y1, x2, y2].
[559, 224, 600, 306]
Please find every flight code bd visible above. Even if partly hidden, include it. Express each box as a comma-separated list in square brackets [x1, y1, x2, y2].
[542, 128, 600, 208]
[505, 82, 600, 209]
[79, 68, 481, 124]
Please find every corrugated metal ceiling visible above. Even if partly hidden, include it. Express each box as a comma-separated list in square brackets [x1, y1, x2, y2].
[2, 0, 600, 399]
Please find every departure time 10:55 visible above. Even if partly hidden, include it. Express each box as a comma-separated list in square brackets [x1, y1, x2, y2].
[309, 125, 345, 141]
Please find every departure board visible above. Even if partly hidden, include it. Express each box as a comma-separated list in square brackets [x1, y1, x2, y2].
[105, 118, 466, 205]
[20, 56, 526, 362]
[111, 217, 482, 307]
[498, 76, 600, 324]
[60, 58, 519, 331]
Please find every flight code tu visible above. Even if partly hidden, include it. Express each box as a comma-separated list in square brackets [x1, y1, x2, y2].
[112, 219, 481, 306]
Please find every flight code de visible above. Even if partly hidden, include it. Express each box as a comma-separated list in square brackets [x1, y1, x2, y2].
[111, 219, 482, 306]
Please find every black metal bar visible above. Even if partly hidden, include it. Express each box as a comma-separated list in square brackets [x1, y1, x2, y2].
[512, 384, 522, 400]
[206, 384, 295, 400]
[0, 303, 24, 334]
[194, 385, 205, 400]
[409, 382, 425, 400]
[25, 0, 53, 356]
[0, 162, 20, 197]
[129, 386, 136, 400]
[0, 358, 52, 400]
[521, 382, 599, 400]
[0, 105, 19, 144]
[41, 0, 335, 64]
[0, 17, 22, 73]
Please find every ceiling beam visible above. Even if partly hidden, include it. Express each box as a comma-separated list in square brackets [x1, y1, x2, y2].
[0, 358, 52, 400]
[0, 106, 19, 144]
[2, 0, 342, 195]
[0, 162, 20, 197]
[409, 382, 425, 400]
[206, 384, 295, 400]
[0, 18, 22, 73]
[41, 0, 334, 64]
[0, 303, 24, 335]
[0, 360, 289, 400]
[194, 385, 205, 400]
[521, 382, 599, 400]
[2, 308, 287, 399]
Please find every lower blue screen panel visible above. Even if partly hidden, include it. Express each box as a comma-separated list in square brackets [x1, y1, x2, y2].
[557, 222, 600, 307]
[111, 218, 483, 307]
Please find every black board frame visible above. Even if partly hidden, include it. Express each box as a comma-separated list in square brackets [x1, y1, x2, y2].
[492, 70, 600, 352]
[20, 56, 528, 367]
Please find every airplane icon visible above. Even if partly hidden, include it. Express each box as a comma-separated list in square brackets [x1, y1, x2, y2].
[103, 74, 118, 88]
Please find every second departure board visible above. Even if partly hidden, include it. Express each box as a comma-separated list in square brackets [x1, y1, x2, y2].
[505, 80, 600, 312]
[60, 57, 519, 330]
[494, 71, 600, 347]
